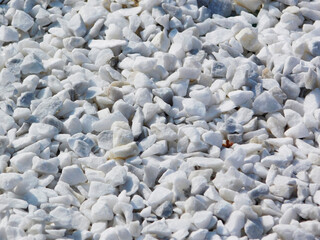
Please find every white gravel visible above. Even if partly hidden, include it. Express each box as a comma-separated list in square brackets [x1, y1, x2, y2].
[1, 0, 320, 239]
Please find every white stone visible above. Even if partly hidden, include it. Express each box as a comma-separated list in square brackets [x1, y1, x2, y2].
[182, 98, 206, 117]
[228, 90, 254, 106]
[91, 200, 114, 222]
[0, 173, 23, 190]
[60, 165, 87, 186]
[178, 67, 201, 80]
[133, 56, 157, 73]
[105, 166, 127, 187]
[21, 54, 44, 75]
[253, 92, 282, 114]
[32, 157, 59, 174]
[304, 88, 320, 114]
[141, 220, 171, 238]
[189, 87, 213, 106]
[202, 131, 223, 147]
[89, 39, 127, 49]
[235, 0, 262, 12]
[109, 142, 139, 159]
[152, 31, 170, 52]
[12, 10, 34, 32]
[93, 112, 128, 132]
[140, 140, 168, 158]
[88, 181, 114, 198]
[100, 227, 119, 240]
[0, 110, 15, 132]
[284, 123, 309, 139]
[192, 211, 213, 229]
[188, 229, 208, 240]
[29, 123, 59, 140]
[309, 166, 320, 184]
[225, 210, 246, 237]
[236, 28, 262, 52]
[148, 186, 173, 208]
[68, 14, 86, 37]
[11, 152, 36, 173]
[206, 28, 233, 45]
[0, 26, 19, 42]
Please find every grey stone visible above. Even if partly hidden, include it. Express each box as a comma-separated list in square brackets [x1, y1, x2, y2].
[152, 87, 174, 105]
[244, 219, 264, 239]
[208, 0, 232, 17]
[17, 92, 34, 108]
[155, 201, 173, 218]
[211, 61, 227, 78]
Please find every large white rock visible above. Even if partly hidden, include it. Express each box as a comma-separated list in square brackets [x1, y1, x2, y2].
[253, 92, 282, 114]
[12, 10, 34, 32]
[0, 26, 19, 42]
[60, 165, 87, 186]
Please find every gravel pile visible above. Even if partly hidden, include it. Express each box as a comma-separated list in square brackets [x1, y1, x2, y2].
[1, 0, 320, 239]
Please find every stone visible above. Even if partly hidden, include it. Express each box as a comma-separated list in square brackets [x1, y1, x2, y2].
[225, 210, 246, 237]
[0, 26, 19, 42]
[211, 61, 227, 78]
[0, 136, 9, 155]
[11, 152, 36, 173]
[140, 140, 168, 158]
[235, 0, 263, 12]
[0, 109, 15, 132]
[112, 121, 134, 147]
[0, 173, 23, 191]
[209, 0, 232, 17]
[148, 186, 173, 208]
[244, 219, 264, 239]
[109, 142, 139, 159]
[304, 88, 320, 114]
[91, 200, 114, 222]
[284, 123, 309, 139]
[133, 56, 157, 73]
[192, 211, 213, 229]
[105, 166, 127, 187]
[88, 39, 127, 49]
[88, 181, 115, 198]
[210, 200, 233, 221]
[93, 112, 128, 132]
[155, 201, 173, 218]
[122, 172, 139, 196]
[29, 123, 59, 140]
[141, 220, 171, 238]
[32, 97, 63, 120]
[236, 28, 262, 52]
[182, 98, 206, 117]
[309, 166, 320, 184]
[97, 130, 113, 151]
[60, 165, 87, 186]
[206, 28, 233, 45]
[253, 92, 282, 114]
[68, 14, 86, 37]
[228, 90, 254, 106]
[32, 156, 59, 174]
[20, 54, 44, 75]
[12, 10, 34, 32]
